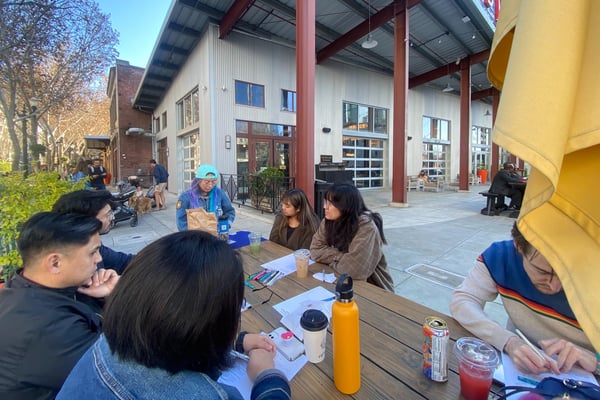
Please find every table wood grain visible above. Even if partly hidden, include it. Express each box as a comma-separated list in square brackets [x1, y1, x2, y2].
[238, 241, 502, 399]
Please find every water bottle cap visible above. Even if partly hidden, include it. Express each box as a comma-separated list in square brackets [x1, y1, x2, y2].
[335, 274, 354, 301]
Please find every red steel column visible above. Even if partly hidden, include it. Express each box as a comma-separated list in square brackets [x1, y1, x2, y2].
[391, 3, 408, 205]
[459, 58, 471, 191]
[296, 1, 316, 202]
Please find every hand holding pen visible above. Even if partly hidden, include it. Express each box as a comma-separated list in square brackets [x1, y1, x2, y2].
[506, 329, 560, 375]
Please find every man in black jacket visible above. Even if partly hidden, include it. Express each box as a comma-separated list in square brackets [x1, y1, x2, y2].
[52, 190, 134, 274]
[0, 212, 120, 400]
[489, 162, 524, 209]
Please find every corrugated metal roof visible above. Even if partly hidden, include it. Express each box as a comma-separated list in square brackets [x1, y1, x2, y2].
[134, 0, 496, 109]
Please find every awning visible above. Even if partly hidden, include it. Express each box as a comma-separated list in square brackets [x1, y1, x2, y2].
[83, 135, 110, 150]
[488, 0, 600, 351]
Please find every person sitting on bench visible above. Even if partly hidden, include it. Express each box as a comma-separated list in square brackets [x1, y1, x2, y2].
[489, 162, 523, 210]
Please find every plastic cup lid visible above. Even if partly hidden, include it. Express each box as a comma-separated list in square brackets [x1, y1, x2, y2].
[294, 249, 310, 257]
[300, 309, 328, 331]
[454, 337, 499, 369]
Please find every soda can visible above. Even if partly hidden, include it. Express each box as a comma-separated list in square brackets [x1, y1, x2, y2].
[422, 316, 449, 382]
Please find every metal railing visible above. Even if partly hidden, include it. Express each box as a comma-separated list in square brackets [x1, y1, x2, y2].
[220, 174, 296, 214]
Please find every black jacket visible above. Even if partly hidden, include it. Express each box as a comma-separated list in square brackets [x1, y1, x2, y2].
[489, 169, 522, 196]
[0, 271, 103, 400]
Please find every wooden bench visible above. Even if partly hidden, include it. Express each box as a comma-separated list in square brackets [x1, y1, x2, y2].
[479, 191, 504, 216]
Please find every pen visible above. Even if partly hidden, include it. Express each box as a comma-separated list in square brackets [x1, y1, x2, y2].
[230, 350, 250, 362]
[258, 271, 274, 283]
[264, 271, 281, 285]
[320, 296, 335, 302]
[244, 281, 255, 290]
[253, 270, 268, 281]
[267, 271, 283, 286]
[247, 271, 260, 280]
[515, 328, 546, 362]
[517, 376, 539, 386]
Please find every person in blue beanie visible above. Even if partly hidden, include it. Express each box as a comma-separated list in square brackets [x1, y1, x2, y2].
[176, 164, 235, 231]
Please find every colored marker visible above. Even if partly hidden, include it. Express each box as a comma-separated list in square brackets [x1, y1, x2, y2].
[244, 281, 255, 290]
[517, 376, 539, 386]
[320, 296, 336, 302]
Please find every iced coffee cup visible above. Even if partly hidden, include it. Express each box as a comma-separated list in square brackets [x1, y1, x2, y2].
[454, 337, 499, 400]
[300, 309, 328, 363]
[248, 232, 261, 255]
[294, 249, 310, 278]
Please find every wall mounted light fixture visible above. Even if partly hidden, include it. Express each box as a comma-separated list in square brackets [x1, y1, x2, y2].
[225, 135, 232, 149]
[165, 147, 170, 157]
[322, 127, 331, 133]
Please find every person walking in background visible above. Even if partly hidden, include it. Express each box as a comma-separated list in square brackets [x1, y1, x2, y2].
[310, 183, 394, 291]
[450, 222, 597, 376]
[57, 230, 290, 400]
[88, 158, 107, 190]
[176, 164, 235, 231]
[52, 190, 134, 274]
[269, 188, 320, 250]
[0, 212, 119, 400]
[150, 159, 169, 210]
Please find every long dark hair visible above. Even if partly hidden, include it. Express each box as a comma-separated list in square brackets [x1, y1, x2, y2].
[324, 183, 386, 252]
[103, 230, 244, 374]
[275, 188, 320, 233]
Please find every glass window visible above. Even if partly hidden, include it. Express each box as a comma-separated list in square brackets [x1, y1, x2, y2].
[161, 111, 167, 129]
[343, 102, 388, 135]
[153, 116, 160, 133]
[281, 89, 296, 112]
[235, 80, 264, 107]
[342, 136, 385, 188]
[181, 133, 199, 188]
[343, 103, 358, 130]
[176, 88, 199, 131]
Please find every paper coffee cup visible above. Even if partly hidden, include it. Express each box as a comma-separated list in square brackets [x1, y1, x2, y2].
[300, 309, 328, 363]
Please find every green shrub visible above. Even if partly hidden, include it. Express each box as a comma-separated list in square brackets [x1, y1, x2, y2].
[249, 167, 285, 211]
[0, 171, 86, 281]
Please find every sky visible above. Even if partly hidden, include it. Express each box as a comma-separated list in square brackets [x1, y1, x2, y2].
[97, 0, 172, 69]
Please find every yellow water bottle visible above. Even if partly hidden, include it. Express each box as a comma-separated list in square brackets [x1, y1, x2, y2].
[332, 274, 361, 394]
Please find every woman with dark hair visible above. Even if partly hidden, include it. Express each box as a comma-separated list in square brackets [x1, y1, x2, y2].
[57, 231, 291, 400]
[310, 183, 394, 291]
[269, 188, 320, 250]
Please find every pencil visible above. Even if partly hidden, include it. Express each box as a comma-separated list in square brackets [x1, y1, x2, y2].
[514, 328, 546, 362]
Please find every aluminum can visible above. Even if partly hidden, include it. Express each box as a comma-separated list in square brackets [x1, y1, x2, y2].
[422, 316, 449, 382]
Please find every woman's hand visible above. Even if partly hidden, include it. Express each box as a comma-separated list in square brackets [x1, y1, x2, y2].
[539, 338, 596, 373]
[243, 333, 276, 354]
[246, 348, 276, 381]
[504, 336, 559, 374]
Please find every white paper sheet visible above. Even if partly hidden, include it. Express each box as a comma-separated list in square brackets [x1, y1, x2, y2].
[260, 253, 315, 276]
[217, 351, 307, 400]
[500, 352, 598, 399]
[273, 286, 335, 341]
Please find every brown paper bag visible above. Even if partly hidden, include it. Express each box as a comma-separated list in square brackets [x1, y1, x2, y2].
[186, 208, 217, 235]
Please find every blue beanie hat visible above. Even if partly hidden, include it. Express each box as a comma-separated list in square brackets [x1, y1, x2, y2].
[196, 164, 219, 179]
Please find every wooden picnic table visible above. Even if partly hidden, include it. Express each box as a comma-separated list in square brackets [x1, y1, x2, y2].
[238, 240, 503, 399]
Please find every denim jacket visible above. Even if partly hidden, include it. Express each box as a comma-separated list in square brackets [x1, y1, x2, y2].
[176, 186, 236, 231]
[57, 335, 291, 400]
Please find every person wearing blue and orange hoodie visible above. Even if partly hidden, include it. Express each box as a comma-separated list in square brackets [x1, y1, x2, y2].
[450, 222, 598, 377]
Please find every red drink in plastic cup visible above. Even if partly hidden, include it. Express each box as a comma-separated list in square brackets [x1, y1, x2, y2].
[458, 362, 494, 400]
[454, 337, 499, 400]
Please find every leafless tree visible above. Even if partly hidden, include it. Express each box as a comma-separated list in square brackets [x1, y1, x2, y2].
[0, 0, 118, 171]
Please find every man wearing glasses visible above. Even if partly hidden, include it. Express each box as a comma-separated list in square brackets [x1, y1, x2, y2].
[52, 190, 134, 274]
[450, 222, 598, 377]
[176, 164, 236, 231]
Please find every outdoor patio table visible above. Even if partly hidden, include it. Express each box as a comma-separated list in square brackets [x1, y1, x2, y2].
[238, 240, 503, 399]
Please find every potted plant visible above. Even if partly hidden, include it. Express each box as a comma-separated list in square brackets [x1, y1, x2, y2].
[476, 163, 488, 184]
